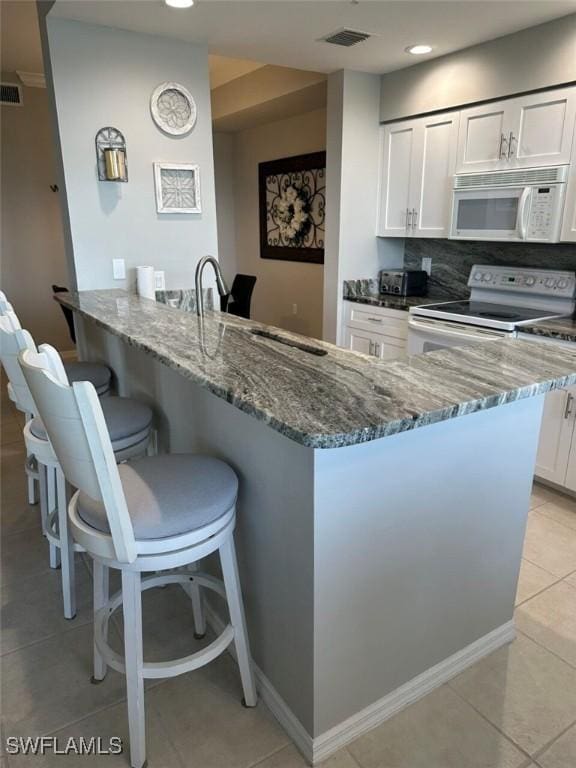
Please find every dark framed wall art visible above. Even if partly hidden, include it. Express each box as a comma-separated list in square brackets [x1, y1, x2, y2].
[258, 151, 326, 264]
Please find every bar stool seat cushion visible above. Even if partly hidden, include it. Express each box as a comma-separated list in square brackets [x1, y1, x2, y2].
[30, 397, 152, 450]
[64, 361, 111, 395]
[77, 455, 238, 540]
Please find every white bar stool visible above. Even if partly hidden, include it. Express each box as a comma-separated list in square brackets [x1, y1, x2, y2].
[20, 349, 257, 768]
[0, 300, 112, 506]
[1, 323, 155, 619]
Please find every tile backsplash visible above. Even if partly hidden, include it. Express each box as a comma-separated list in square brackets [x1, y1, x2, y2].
[404, 240, 576, 298]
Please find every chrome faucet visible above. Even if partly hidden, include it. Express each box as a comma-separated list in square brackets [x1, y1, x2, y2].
[194, 255, 229, 317]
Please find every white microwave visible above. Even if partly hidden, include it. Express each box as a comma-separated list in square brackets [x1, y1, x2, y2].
[450, 166, 568, 242]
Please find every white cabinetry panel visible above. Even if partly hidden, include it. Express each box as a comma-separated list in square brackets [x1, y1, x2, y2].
[456, 104, 508, 173]
[378, 114, 458, 238]
[561, 120, 576, 242]
[512, 88, 576, 168]
[411, 115, 458, 237]
[342, 302, 408, 361]
[378, 122, 415, 236]
[535, 387, 576, 486]
[457, 87, 576, 173]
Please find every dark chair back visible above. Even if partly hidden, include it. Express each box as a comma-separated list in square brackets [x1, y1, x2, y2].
[222, 274, 257, 319]
[52, 285, 76, 344]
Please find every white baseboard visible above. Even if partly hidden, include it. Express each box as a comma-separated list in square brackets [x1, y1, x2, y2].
[311, 620, 515, 763]
[204, 602, 515, 766]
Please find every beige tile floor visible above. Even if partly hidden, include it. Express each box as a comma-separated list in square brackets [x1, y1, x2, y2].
[1, 392, 576, 768]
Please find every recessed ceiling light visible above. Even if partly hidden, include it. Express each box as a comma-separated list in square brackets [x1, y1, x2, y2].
[405, 44, 433, 55]
[165, 0, 194, 8]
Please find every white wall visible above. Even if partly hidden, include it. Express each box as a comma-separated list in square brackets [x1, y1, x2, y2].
[380, 14, 576, 123]
[225, 108, 327, 339]
[0, 75, 71, 350]
[323, 71, 403, 344]
[44, 18, 219, 291]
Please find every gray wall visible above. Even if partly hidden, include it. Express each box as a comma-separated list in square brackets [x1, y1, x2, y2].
[324, 71, 403, 343]
[215, 108, 326, 339]
[380, 14, 576, 123]
[44, 18, 219, 291]
[0, 75, 71, 350]
[213, 132, 238, 283]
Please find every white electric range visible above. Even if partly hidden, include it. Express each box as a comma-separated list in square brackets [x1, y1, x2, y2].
[408, 265, 576, 355]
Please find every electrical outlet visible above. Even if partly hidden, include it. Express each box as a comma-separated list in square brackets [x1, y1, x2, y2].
[154, 271, 166, 291]
[292, 303, 298, 315]
[421, 257, 432, 276]
[112, 259, 125, 280]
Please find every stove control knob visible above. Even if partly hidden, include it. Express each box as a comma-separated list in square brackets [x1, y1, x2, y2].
[483, 272, 493, 282]
[545, 278, 556, 288]
[524, 276, 536, 286]
[473, 271, 483, 281]
[558, 279, 568, 289]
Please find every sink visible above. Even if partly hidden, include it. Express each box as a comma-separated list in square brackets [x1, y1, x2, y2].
[250, 329, 328, 357]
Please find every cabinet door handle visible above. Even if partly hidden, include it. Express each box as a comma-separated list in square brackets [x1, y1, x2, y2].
[373, 342, 380, 357]
[406, 208, 412, 229]
[367, 316, 383, 323]
[565, 393, 574, 419]
[412, 208, 418, 230]
[499, 133, 508, 159]
[507, 132, 516, 159]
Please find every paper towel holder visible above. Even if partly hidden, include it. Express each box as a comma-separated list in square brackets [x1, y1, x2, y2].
[95, 127, 128, 182]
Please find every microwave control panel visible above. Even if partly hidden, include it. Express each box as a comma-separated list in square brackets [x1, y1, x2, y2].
[527, 186, 560, 240]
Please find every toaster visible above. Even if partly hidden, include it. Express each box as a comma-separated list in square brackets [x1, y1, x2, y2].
[379, 269, 428, 297]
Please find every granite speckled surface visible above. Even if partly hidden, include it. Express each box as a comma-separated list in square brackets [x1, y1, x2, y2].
[342, 278, 464, 311]
[155, 288, 213, 312]
[521, 316, 576, 343]
[404, 239, 576, 297]
[57, 289, 576, 449]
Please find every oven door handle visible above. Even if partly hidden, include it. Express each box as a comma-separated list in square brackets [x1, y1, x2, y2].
[518, 187, 531, 240]
[408, 317, 507, 342]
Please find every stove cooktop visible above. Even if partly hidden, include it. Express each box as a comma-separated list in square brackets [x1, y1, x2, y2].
[411, 300, 566, 331]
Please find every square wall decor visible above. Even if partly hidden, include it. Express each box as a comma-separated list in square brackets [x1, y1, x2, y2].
[259, 151, 326, 264]
[154, 162, 201, 214]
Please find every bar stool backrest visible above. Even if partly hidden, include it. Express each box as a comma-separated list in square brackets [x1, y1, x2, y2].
[0, 317, 39, 414]
[19, 349, 137, 564]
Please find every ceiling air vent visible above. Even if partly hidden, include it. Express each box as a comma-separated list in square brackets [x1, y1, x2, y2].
[321, 28, 371, 47]
[1, 83, 23, 106]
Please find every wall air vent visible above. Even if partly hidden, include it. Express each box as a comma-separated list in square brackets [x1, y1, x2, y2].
[321, 28, 371, 47]
[0, 83, 23, 106]
[455, 166, 568, 189]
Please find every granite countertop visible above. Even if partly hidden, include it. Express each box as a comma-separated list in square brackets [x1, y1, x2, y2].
[58, 290, 576, 449]
[343, 292, 464, 311]
[520, 316, 576, 344]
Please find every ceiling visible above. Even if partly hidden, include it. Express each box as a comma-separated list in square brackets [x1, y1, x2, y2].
[208, 55, 264, 89]
[49, 0, 576, 76]
[0, 1, 264, 90]
[1, 1, 44, 73]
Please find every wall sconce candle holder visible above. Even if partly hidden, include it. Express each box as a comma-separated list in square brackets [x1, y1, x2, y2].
[95, 127, 128, 182]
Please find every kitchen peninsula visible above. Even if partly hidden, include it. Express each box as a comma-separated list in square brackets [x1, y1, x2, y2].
[59, 290, 576, 764]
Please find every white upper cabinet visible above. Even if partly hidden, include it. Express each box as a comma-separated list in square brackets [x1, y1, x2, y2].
[377, 121, 415, 236]
[561, 116, 576, 242]
[378, 113, 458, 238]
[456, 104, 508, 173]
[410, 114, 459, 237]
[456, 87, 576, 173]
[511, 89, 576, 168]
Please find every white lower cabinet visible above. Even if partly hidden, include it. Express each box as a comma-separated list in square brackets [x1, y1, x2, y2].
[535, 387, 576, 488]
[343, 326, 406, 360]
[342, 302, 408, 361]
